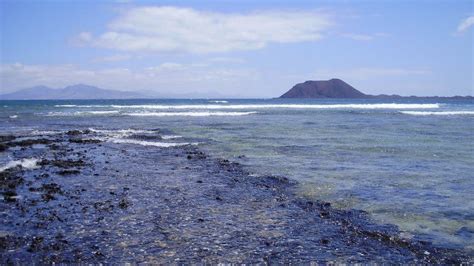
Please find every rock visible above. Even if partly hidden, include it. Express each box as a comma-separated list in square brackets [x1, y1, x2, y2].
[0, 135, 16, 143]
[57, 170, 80, 175]
[69, 138, 101, 144]
[66, 130, 82, 136]
[3, 190, 18, 202]
[0, 143, 8, 152]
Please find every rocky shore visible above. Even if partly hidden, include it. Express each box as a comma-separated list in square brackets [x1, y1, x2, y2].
[0, 130, 471, 263]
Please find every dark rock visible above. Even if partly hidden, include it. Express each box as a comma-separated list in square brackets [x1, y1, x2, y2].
[118, 198, 130, 209]
[0, 135, 16, 143]
[0, 143, 8, 152]
[10, 138, 53, 147]
[66, 130, 82, 136]
[57, 170, 80, 175]
[69, 138, 101, 144]
[3, 190, 18, 202]
[27, 236, 44, 252]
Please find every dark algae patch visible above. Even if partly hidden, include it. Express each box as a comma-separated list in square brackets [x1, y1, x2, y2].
[0, 130, 472, 264]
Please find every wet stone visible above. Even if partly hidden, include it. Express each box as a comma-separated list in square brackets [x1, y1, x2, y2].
[0, 131, 471, 264]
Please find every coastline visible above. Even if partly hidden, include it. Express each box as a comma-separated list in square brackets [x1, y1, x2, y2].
[0, 130, 471, 263]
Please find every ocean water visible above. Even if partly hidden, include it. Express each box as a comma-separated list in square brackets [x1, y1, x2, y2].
[1, 98, 473, 251]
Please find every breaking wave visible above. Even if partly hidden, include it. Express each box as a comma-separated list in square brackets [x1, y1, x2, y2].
[55, 103, 440, 110]
[0, 158, 39, 172]
[125, 111, 257, 117]
[46, 111, 119, 116]
[400, 111, 474, 116]
[109, 138, 195, 148]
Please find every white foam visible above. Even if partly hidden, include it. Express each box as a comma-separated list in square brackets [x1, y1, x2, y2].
[88, 128, 155, 138]
[9, 115, 18, 119]
[161, 135, 182, 140]
[29, 130, 62, 136]
[54, 104, 78, 107]
[125, 111, 257, 117]
[209, 100, 229, 103]
[46, 111, 119, 116]
[108, 103, 440, 110]
[0, 158, 39, 172]
[54, 105, 110, 108]
[400, 111, 474, 116]
[109, 138, 194, 147]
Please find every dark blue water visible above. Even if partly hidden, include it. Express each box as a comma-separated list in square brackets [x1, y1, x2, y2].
[1, 98, 473, 251]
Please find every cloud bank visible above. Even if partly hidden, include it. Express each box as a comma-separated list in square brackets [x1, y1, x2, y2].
[75, 6, 333, 54]
[0, 63, 258, 96]
[457, 15, 474, 33]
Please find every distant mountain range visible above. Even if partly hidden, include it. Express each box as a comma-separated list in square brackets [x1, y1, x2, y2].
[1, 81, 471, 100]
[0, 84, 233, 100]
[280, 79, 473, 99]
[0, 84, 145, 100]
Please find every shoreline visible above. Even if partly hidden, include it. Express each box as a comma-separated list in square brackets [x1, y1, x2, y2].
[0, 130, 471, 263]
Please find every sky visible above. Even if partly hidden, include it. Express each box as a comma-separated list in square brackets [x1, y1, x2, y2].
[0, 0, 473, 97]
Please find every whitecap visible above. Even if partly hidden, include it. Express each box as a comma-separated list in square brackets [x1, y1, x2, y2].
[29, 130, 62, 135]
[89, 128, 155, 135]
[54, 105, 110, 108]
[0, 158, 39, 172]
[400, 111, 474, 116]
[46, 111, 119, 116]
[9, 115, 18, 119]
[109, 138, 195, 148]
[209, 100, 229, 103]
[161, 135, 182, 140]
[54, 104, 77, 107]
[125, 111, 257, 117]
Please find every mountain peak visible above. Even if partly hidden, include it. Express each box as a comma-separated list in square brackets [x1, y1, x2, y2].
[280, 79, 367, 98]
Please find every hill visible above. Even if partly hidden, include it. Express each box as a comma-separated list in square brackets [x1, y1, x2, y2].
[280, 79, 367, 98]
[279, 79, 473, 99]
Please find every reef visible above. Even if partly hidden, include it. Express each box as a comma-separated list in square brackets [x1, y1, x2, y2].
[0, 130, 471, 264]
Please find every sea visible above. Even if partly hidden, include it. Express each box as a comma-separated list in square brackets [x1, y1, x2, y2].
[1, 98, 473, 252]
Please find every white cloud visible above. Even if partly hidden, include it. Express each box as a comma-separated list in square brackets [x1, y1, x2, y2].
[70, 32, 93, 46]
[314, 67, 431, 81]
[0, 63, 259, 96]
[208, 57, 246, 64]
[92, 54, 132, 62]
[75, 6, 333, 54]
[457, 15, 474, 33]
[341, 33, 374, 41]
[341, 32, 390, 41]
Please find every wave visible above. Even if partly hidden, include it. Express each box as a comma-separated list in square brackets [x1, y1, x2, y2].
[0, 158, 39, 172]
[29, 130, 62, 135]
[108, 103, 441, 110]
[400, 111, 474, 116]
[46, 111, 119, 116]
[125, 111, 257, 117]
[53, 103, 440, 110]
[209, 100, 229, 103]
[88, 128, 156, 138]
[54, 105, 110, 108]
[9, 115, 18, 119]
[161, 135, 182, 140]
[109, 138, 195, 148]
[54, 104, 78, 107]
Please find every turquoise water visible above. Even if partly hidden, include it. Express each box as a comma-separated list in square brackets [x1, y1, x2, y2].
[1, 98, 473, 251]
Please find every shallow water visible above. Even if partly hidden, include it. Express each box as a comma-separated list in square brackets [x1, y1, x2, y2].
[1, 98, 473, 251]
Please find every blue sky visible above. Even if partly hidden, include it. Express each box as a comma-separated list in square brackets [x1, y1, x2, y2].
[1, 0, 472, 97]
